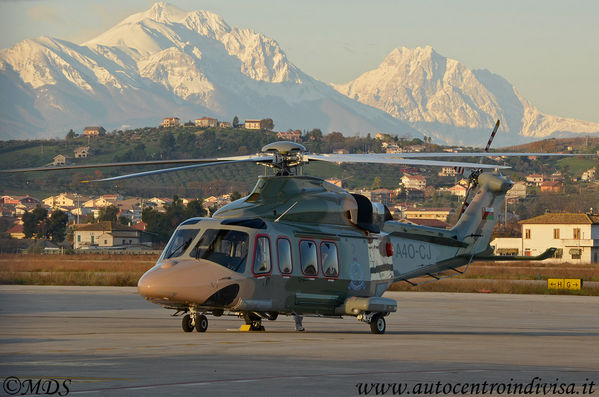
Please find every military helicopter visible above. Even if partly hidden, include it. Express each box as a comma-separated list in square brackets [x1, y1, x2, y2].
[1, 123, 577, 334]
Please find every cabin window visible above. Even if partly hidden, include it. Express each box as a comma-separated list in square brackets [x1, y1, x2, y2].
[553, 229, 560, 239]
[277, 237, 293, 275]
[320, 241, 339, 278]
[573, 228, 581, 239]
[253, 236, 272, 275]
[300, 240, 318, 276]
[192, 229, 248, 273]
[163, 228, 199, 259]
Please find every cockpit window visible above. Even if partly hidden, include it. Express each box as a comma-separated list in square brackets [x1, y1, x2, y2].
[191, 229, 249, 273]
[163, 229, 199, 259]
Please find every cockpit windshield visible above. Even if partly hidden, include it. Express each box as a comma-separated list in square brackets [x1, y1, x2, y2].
[163, 229, 199, 259]
[191, 229, 249, 273]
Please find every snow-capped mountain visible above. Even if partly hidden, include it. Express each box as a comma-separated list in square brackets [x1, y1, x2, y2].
[1, 3, 597, 145]
[334, 46, 599, 146]
[0, 2, 418, 140]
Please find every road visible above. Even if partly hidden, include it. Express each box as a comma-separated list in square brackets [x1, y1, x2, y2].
[0, 286, 597, 396]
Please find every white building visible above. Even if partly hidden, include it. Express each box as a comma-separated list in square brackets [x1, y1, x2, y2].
[400, 174, 426, 191]
[492, 213, 599, 263]
[74, 221, 150, 249]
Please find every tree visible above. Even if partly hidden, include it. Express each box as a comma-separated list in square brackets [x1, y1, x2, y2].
[232, 115, 239, 128]
[48, 210, 68, 242]
[142, 207, 170, 242]
[306, 128, 323, 141]
[230, 191, 242, 201]
[159, 131, 175, 155]
[260, 118, 274, 130]
[185, 199, 206, 218]
[118, 215, 130, 225]
[371, 176, 382, 190]
[22, 206, 50, 239]
[66, 129, 76, 141]
[98, 205, 118, 223]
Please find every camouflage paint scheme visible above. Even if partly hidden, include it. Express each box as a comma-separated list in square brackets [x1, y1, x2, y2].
[138, 172, 512, 324]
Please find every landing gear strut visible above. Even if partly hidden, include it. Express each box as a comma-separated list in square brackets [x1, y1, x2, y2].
[182, 314, 194, 332]
[243, 313, 265, 331]
[358, 312, 387, 334]
[369, 314, 386, 334]
[182, 309, 209, 333]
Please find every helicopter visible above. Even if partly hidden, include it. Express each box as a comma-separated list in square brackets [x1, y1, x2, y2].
[1, 122, 579, 334]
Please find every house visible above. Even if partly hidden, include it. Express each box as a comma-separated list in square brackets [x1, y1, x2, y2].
[400, 174, 426, 191]
[520, 213, 599, 263]
[384, 144, 402, 154]
[161, 117, 180, 128]
[540, 180, 563, 193]
[83, 126, 106, 136]
[218, 121, 232, 128]
[53, 154, 68, 166]
[402, 207, 454, 222]
[83, 196, 119, 208]
[370, 189, 393, 206]
[438, 167, 457, 177]
[7, 222, 25, 239]
[277, 130, 301, 142]
[244, 119, 261, 130]
[526, 174, 544, 187]
[404, 218, 450, 228]
[490, 237, 522, 256]
[325, 178, 343, 188]
[195, 117, 218, 128]
[43, 193, 88, 208]
[73, 221, 151, 249]
[448, 184, 468, 197]
[581, 168, 596, 182]
[74, 146, 90, 158]
[505, 181, 527, 201]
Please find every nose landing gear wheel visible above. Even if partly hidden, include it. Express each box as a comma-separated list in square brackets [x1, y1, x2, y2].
[195, 314, 208, 332]
[370, 314, 386, 334]
[182, 314, 194, 332]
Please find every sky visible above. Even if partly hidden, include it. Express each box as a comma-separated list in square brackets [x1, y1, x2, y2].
[1, 0, 598, 122]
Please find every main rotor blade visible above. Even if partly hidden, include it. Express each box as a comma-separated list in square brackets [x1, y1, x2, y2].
[85, 158, 271, 182]
[306, 154, 510, 169]
[0, 155, 266, 173]
[345, 152, 592, 159]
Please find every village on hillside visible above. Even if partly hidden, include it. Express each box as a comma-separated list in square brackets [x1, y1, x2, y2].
[1, 119, 598, 263]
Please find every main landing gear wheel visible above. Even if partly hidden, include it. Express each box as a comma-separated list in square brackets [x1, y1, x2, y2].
[195, 314, 208, 332]
[370, 314, 386, 334]
[182, 314, 194, 332]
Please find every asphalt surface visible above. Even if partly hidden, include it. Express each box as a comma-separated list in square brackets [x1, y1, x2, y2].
[0, 286, 597, 396]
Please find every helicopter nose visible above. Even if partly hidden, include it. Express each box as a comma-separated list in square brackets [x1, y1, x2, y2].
[137, 260, 237, 304]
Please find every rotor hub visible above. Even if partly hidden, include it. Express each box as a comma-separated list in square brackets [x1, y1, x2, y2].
[260, 141, 307, 176]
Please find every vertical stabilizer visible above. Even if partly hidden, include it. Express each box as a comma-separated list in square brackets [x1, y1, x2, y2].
[451, 173, 512, 255]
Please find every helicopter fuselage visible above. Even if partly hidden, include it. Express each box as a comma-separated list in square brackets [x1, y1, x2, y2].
[138, 172, 512, 332]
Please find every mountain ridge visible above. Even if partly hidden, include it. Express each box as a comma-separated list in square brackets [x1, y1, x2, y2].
[333, 45, 599, 145]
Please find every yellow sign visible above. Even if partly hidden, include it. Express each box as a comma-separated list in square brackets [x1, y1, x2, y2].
[547, 278, 582, 290]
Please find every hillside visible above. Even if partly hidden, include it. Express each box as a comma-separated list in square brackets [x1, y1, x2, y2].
[1, 128, 597, 202]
